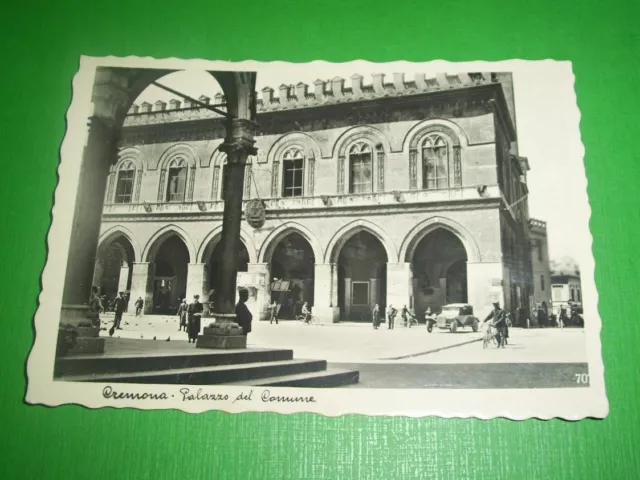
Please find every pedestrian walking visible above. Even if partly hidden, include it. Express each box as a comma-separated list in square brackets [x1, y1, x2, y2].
[177, 298, 188, 332]
[387, 304, 397, 330]
[269, 300, 279, 325]
[134, 296, 144, 317]
[372, 304, 380, 329]
[236, 288, 253, 337]
[187, 295, 203, 344]
[109, 292, 126, 337]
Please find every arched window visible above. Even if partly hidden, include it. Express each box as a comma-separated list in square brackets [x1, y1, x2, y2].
[114, 160, 135, 204]
[166, 157, 187, 202]
[282, 148, 304, 197]
[422, 134, 449, 189]
[349, 142, 373, 193]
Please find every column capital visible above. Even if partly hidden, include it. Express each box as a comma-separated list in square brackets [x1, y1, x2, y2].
[219, 118, 258, 161]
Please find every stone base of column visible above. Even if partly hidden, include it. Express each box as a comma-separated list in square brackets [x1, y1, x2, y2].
[196, 313, 247, 350]
[313, 306, 340, 324]
[58, 305, 105, 356]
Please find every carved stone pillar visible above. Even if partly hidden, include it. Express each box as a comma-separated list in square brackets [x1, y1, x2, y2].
[271, 160, 279, 197]
[157, 168, 167, 202]
[187, 166, 196, 201]
[453, 145, 462, 187]
[409, 149, 418, 189]
[197, 118, 257, 350]
[59, 114, 119, 355]
[92, 260, 104, 292]
[187, 262, 209, 308]
[337, 155, 345, 193]
[308, 155, 315, 196]
[386, 262, 413, 312]
[313, 263, 339, 323]
[105, 172, 116, 204]
[134, 169, 143, 202]
[244, 162, 252, 198]
[117, 264, 130, 293]
[211, 165, 221, 200]
[376, 148, 385, 191]
[129, 262, 154, 315]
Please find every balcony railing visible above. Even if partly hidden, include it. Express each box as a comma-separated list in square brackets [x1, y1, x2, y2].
[102, 185, 501, 216]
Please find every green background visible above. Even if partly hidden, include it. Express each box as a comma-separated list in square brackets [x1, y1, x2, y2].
[2, 0, 638, 478]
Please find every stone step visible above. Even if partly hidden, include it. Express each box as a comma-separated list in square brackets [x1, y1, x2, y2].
[54, 348, 294, 377]
[59, 359, 328, 385]
[222, 368, 360, 388]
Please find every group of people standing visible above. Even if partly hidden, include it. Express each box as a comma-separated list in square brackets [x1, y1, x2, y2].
[371, 304, 419, 330]
[176, 288, 254, 344]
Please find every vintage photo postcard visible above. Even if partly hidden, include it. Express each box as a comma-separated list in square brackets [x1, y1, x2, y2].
[25, 56, 608, 419]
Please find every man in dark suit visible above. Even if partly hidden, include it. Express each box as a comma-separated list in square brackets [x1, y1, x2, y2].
[236, 288, 253, 337]
[109, 292, 126, 337]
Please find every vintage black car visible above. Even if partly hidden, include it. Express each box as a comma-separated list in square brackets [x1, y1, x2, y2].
[435, 303, 480, 333]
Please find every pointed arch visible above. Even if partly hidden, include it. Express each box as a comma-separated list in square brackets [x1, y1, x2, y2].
[197, 225, 258, 264]
[114, 147, 146, 171]
[258, 222, 323, 264]
[332, 125, 392, 158]
[98, 225, 141, 263]
[325, 219, 398, 264]
[267, 132, 323, 164]
[156, 143, 199, 171]
[142, 224, 197, 263]
[399, 216, 482, 263]
[402, 118, 468, 152]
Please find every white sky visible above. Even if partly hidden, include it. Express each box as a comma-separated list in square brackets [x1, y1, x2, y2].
[135, 61, 586, 262]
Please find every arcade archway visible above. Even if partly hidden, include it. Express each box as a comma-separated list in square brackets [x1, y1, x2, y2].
[268, 232, 316, 320]
[95, 234, 135, 304]
[148, 234, 190, 314]
[336, 231, 388, 321]
[410, 228, 468, 317]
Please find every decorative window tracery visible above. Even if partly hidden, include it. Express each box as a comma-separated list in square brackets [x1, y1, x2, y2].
[114, 160, 135, 204]
[422, 134, 450, 189]
[166, 157, 187, 202]
[282, 148, 304, 197]
[348, 142, 373, 194]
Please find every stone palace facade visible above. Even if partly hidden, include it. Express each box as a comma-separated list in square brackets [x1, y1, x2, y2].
[94, 71, 537, 324]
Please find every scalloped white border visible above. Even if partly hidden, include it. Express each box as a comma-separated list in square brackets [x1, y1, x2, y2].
[25, 56, 608, 419]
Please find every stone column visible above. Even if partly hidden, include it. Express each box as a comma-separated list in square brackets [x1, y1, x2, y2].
[313, 263, 338, 324]
[92, 261, 104, 293]
[197, 117, 257, 350]
[57, 69, 131, 356]
[117, 264, 130, 293]
[59, 117, 120, 355]
[247, 263, 270, 321]
[386, 262, 413, 311]
[129, 262, 153, 315]
[186, 263, 209, 304]
[466, 261, 504, 322]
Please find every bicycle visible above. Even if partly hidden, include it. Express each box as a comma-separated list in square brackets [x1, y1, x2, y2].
[482, 322, 504, 349]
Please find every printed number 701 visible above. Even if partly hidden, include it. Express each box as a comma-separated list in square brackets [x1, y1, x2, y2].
[574, 373, 590, 384]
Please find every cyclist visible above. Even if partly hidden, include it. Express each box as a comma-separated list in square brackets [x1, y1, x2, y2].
[301, 302, 312, 324]
[483, 301, 507, 348]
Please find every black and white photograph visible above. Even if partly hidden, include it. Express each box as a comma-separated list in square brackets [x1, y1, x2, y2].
[26, 57, 607, 419]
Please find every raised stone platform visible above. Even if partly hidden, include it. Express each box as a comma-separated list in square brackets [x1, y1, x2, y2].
[55, 338, 359, 388]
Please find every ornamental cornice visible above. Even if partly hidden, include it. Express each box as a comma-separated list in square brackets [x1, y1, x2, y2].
[119, 90, 495, 149]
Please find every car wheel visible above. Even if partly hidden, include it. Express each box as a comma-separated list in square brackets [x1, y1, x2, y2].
[472, 319, 479, 332]
[450, 321, 457, 333]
